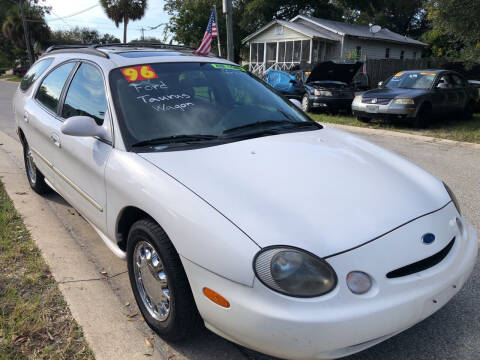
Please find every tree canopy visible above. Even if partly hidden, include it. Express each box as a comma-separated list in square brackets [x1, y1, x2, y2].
[100, 0, 148, 43]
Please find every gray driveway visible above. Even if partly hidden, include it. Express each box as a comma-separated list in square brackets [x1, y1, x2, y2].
[0, 80, 479, 360]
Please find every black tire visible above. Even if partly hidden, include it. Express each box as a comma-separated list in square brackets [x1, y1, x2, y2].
[463, 101, 475, 120]
[413, 104, 431, 128]
[127, 219, 202, 342]
[23, 141, 51, 195]
[301, 94, 311, 112]
[357, 116, 371, 123]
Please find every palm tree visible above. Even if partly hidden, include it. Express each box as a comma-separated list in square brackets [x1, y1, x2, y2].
[100, 0, 148, 44]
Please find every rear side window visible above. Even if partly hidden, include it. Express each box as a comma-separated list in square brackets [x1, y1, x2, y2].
[35, 62, 76, 113]
[20, 58, 53, 92]
[62, 63, 107, 125]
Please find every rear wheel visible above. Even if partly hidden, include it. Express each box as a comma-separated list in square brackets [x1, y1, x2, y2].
[127, 219, 202, 342]
[23, 142, 51, 194]
[302, 94, 311, 112]
[357, 116, 371, 123]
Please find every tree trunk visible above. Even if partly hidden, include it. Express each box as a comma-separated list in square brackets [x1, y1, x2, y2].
[123, 16, 128, 44]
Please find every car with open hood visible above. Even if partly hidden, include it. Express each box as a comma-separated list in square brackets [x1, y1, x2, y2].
[264, 69, 305, 99]
[352, 70, 477, 127]
[301, 60, 363, 113]
[13, 45, 478, 360]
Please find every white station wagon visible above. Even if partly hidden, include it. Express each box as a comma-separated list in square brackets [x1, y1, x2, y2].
[13, 45, 478, 359]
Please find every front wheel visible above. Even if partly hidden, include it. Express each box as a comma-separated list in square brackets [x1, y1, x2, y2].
[463, 101, 474, 120]
[23, 142, 51, 194]
[127, 219, 201, 342]
[413, 104, 431, 128]
[302, 94, 311, 112]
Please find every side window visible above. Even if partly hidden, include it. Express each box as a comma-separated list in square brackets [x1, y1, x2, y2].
[20, 58, 54, 92]
[36, 62, 76, 113]
[62, 63, 107, 125]
[451, 74, 465, 88]
[385, 48, 390, 58]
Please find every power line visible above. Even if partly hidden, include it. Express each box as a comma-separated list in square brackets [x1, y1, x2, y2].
[45, 4, 100, 21]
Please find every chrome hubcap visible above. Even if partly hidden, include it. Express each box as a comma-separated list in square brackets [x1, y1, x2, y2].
[133, 241, 170, 321]
[26, 147, 37, 184]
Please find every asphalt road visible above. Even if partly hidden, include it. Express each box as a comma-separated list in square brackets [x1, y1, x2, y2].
[0, 80, 479, 360]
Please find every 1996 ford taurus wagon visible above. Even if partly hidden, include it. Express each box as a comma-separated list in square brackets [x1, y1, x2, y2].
[13, 44, 478, 360]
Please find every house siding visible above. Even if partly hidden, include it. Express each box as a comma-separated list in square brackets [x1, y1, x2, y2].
[343, 37, 422, 59]
[249, 25, 309, 43]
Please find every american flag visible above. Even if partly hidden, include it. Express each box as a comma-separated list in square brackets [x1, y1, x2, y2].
[194, 8, 218, 55]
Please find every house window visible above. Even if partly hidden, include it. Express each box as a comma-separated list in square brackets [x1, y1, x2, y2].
[274, 25, 284, 35]
[400, 50, 405, 59]
[301, 40, 310, 62]
[413, 51, 417, 59]
[257, 43, 264, 63]
[385, 48, 390, 58]
[285, 41, 293, 62]
[278, 42, 285, 63]
[356, 46, 362, 60]
[251, 43, 258, 63]
[293, 41, 301, 62]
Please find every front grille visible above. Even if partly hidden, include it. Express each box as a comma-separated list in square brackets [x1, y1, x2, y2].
[362, 98, 391, 105]
[386, 238, 455, 279]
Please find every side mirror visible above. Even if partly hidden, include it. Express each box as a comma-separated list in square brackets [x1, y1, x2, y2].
[61, 116, 110, 141]
[436, 82, 448, 89]
[289, 98, 302, 109]
[377, 81, 383, 88]
[289, 79, 297, 84]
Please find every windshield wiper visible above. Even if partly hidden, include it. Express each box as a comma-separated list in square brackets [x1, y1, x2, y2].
[223, 120, 318, 135]
[131, 134, 218, 147]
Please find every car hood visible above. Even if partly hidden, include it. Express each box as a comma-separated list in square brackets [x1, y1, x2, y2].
[306, 61, 362, 84]
[363, 88, 427, 99]
[139, 128, 450, 257]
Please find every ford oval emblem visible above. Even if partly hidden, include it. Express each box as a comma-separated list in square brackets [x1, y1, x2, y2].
[422, 233, 435, 245]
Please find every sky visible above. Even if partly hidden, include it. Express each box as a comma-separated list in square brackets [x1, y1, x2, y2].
[44, 0, 172, 42]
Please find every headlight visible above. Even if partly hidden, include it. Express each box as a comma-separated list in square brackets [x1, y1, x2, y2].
[254, 247, 337, 297]
[314, 89, 333, 96]
[353, 95, 362, 103]
[393, 98, 414, 105]
[443, 182, 461, 214]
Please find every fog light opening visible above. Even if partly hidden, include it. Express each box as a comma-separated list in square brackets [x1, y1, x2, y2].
[346, 271, 372, 295]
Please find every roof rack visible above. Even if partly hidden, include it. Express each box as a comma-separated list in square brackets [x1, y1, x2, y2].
[44, 44, 110, 58]
[92, 42, 197, 52]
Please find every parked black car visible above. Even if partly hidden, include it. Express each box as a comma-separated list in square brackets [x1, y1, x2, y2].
[352, 70, 477, 127]
[301, 61, 363, 113]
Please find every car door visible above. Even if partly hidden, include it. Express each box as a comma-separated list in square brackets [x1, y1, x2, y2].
[54, 61, 112, 233]
[27, 61, 77, 186]
[433, 73, 458, 113]
[450, 73, 467, 111]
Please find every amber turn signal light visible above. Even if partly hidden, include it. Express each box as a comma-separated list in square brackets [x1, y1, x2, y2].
[203, 287, 230, 308]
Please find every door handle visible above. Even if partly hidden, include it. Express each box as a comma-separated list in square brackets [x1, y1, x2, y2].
[50, 133, 61, 148]
[23, 112, 29, 123]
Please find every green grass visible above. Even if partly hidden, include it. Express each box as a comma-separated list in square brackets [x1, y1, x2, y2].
[0, 75, 21, 82]
[0, 182, 94, 360]
[308, 112, 480, 144]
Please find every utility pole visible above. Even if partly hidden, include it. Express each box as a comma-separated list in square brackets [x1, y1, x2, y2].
[223, 0, 234, 62]
[18, 0, 34, 66]
[140, 27, 145, 41]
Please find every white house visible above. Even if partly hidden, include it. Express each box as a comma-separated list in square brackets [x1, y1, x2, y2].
[242, 15, 427, 74]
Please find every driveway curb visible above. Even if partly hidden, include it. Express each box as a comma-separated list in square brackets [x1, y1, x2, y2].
[323, 123, 480, 150]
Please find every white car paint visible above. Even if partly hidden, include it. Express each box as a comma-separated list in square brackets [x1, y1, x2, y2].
[13, 48, 478, 359]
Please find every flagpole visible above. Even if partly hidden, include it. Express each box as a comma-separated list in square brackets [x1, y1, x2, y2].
[213, 5, 222, 57]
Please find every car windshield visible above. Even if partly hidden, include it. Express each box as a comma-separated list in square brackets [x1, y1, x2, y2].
[384, 71, 437, 90]
[109, 62, 318, 150]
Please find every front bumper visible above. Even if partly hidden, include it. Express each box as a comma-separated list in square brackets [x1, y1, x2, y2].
[182, 203, 478, 360]
[352, 100, 418, 119]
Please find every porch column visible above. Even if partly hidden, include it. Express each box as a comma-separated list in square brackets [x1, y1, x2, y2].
[276, 41, 279, 68]
[263, 41, 267, 71]
[249, 43, 252, 71]
[322, 40, 326, 61]
[309, 39, 313, 63]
